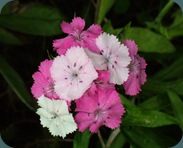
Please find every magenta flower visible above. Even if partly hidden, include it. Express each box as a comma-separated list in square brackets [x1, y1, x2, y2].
[31, 60, 59, 99]
[53, 17, 102, 55]
[123, 40, 147, 95]
[50, 46, 98, 101]
[75, 89, 125, 133]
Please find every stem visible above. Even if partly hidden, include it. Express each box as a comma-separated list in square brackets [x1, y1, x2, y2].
[98, 130, 106, 148]
[106, 128, 120, 148]
[155, 0, 174, 23]
[94, 0, 101, 24]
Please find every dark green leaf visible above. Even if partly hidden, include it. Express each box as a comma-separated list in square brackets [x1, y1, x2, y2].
[167, 90, 183, 130]
[106, 128, 126, 148]
[96, 0, 116, 24]
[143, 78, 183, 95]
[124, 27, 175, 53]
[120, 94, 179, 127]
[0, 3, 65, 36]
[0, 56, 35, 111]
[74, 130, 91, 148]
[0, 27, 22, 45]
[123, 105, 178, 127]
[138, 93, 170, 110]
[154, 55, 183, 80]
[121, 127, 177, 148]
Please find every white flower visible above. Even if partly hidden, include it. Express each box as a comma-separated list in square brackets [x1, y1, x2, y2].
[51, 46, 98, 100]
[85, 33, 131, 85]
[36, 95, 77, 138]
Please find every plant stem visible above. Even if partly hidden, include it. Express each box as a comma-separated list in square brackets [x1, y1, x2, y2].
[106, 128, 120, 148]
[98, 130, 106, 148]
[155, 0, 174, 23]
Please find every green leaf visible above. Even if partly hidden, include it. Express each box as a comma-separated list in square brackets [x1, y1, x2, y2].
[106, 128, 126, 148]
[154, 54, 183, 80]
[74, 130, 91, 148]
[0, 27, 22, 45]
[143, 78, 183, 95]
[167, 10, 183, 39]
[120, 94, 179, 127]
[102, 20, 123, 36]
[0, 3, 65, 36]
[123, 105, 178, 127]
[138, 93, 170, 110]
[121, 127, 177, 148]
[123, 27, 175, 53]
[167, 90, 183, 130]
[96, 0, 116, 24]
[0, 56, 35, 111]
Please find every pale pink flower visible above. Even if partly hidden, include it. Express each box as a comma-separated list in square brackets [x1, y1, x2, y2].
[53, 17, 102, 55]
[50, 46, 98, 101]
[31, 59, 59, 99]
[75, 89, 125, 133]
[85, 33, 131, 85]
[123, 40, 147, 95]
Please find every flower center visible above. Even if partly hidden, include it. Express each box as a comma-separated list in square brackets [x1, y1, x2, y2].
[72, 30, 84, 41]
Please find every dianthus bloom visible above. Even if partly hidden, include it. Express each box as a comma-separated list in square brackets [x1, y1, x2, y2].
[31, 59, 58, 99]
[85, 33, 131, 85]
[53, 17, 102, 55]
[36, 95, 77, 138]
[75, 89, 125, 133]
[51, 46, 98, 100]
[123, 40, 147, 95]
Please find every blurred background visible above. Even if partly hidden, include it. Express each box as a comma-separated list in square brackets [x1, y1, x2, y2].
[0, 0, 183, 147]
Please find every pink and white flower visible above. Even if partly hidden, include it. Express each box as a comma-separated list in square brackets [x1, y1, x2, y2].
[53, 17, 102, 55]
[50, 46, 98, 100]
[31, 59, 59, 99]
[85, 33, 131, 85]
[123, 40, 147, 95]
[75, 89, 125, 133]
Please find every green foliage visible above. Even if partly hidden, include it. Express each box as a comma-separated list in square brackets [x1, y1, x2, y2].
[0, 27, 22, 45]
[167, 90, 183, 130]
[74, 130, 91, 148]
[96, 0, 116, 24]
[1, 0, 183, 147]
[0, 4, 65, 36]
[123, 27, 175, 53]
[0, 56, 35, 111]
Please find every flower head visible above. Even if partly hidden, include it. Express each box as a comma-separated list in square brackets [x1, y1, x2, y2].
[123, 40, 147, 95]
[75, 89, 125, 133]
[36, 95, 77, 138]
[53, 17, 102, 55]
[85, 33, 131, 85]
[51, 46, 98, 100]
[31, 59, 59, 99]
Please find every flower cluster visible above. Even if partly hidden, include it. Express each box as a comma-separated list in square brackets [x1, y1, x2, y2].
[31, 17, 147, 138]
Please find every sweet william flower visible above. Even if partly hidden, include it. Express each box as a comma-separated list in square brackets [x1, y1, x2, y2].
[85, 33, 131, 85]
[31, 59, 59, 99]
[36, 95, 77, 138]
[51, 46, 98, 100]
[53, 17, 102, 55]
[123, 40, 147, 95]
[75, 89, 125, 133]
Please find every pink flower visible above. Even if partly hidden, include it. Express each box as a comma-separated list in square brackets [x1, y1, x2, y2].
[75, 89, 125, 133]
[53, 17, 102, 55]
[50, 46, 98, 101]
[123, 40, 147, 95]
[84, 70, 115, 97]
[31, 59, 59, 99]
[85, 33, 131, 85]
